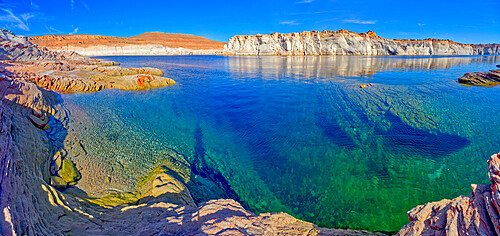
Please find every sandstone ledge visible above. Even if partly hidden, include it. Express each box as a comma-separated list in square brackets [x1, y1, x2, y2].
[458, 69, 500, 87]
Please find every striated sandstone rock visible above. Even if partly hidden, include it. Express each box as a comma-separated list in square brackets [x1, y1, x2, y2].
[223, 30, 500, 56]
[84, 65, 164, 76]
[0, 29, 176, 93]
[398, 152, 500, 235]
[458, 69, 500, 86]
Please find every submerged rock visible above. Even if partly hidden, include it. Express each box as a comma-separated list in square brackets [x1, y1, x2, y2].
[458, 69, 500, 86]
[398, 152, 500, 235]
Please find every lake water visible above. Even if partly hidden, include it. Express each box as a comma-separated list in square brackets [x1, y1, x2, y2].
[61, 55, 500, 232]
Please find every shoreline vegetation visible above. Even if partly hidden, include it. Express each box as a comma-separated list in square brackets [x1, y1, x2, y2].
[1, 28, 500, 235]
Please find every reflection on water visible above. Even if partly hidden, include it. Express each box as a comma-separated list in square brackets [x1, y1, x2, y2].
[228, 55, 499, 78]
[62, 55, 500, 232]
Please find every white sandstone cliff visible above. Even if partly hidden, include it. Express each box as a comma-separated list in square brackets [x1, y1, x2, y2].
[223, 30, 500, 56]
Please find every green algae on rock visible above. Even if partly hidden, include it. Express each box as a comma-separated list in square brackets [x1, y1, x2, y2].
[83, 166, 195, 208]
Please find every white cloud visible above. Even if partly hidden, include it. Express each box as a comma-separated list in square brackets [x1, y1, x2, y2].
[296, 0, 314, 3]
[0, 9, 31, 31]
[343, 19, 377, 25]
[280, 20, 299, 25]
[69, 27, 80, 35]
[418, 23, 425, 26]
[79, 0, 91, 12]
[31, 0, 40, 10]
[71, 0, 91, 12]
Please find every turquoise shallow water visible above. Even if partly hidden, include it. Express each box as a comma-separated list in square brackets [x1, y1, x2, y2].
[62, 55, 500, 232]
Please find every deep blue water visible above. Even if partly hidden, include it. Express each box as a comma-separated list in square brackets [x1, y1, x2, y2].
[62, 55, 500, 231]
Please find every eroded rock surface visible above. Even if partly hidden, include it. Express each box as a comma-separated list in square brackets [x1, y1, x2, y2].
[0, 29, 382, 235]
[223, 30, 500, 56]
[398, 152, 500, 235]
[458, 69, 500, 86]
[0, 29, 175, 93]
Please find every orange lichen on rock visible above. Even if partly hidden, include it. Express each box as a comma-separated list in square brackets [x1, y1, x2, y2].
[138, 74, 154, 82]
[137, 77, 145, 87]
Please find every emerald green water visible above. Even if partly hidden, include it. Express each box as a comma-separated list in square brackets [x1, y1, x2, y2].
[61, 55, 500, 232]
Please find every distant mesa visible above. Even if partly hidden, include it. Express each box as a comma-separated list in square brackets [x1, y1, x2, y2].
[28, 32, 226, 56]
[223, 30, 500, 56]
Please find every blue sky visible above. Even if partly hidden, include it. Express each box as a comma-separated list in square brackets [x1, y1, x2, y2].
[0, 0, 499, 44]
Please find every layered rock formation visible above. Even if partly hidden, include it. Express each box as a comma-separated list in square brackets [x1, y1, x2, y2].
[1, 29, 381, 235]
[459, 69, 500, 86]
[1, 29, 175, 92]
[223, 30, 500, 56]
[28, 32, 226, 56]
[398, 152, 500, 235]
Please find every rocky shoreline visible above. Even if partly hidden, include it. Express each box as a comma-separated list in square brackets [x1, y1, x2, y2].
[0, 29, 384, 235]
[398, 152, 500, 235]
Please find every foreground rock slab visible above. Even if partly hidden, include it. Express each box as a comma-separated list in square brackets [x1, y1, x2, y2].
[459, 69, 500, 86]
[398, 152, 500, 235]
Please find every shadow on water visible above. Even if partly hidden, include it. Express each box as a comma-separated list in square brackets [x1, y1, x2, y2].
[315, 87, 357, 150]
[377, 111, 471, 158]
[189, 124, 240, 202]
[316, 114, 357, 149]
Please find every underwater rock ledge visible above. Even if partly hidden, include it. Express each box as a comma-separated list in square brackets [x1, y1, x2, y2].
[398, 152, 500, 235]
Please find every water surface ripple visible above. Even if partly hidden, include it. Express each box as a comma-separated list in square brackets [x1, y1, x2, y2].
[62, 55, 500, 232]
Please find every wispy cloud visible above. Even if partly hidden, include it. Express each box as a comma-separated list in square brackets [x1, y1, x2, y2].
[30, 0, 40, 10]
[46, 25, 64, 34]
[69, 27, 80, 35]
[280, 20, 300, 25]
[418, 23, 425, 26]
[284, 10, 348, 15]
[71, 0, 91, 13]
[0, 9, 33, 31]
[343, 19, 377, 25]
[79, 0, 91, 12]
[399, 32, 419, 36]
[295, 0, 314, 3]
